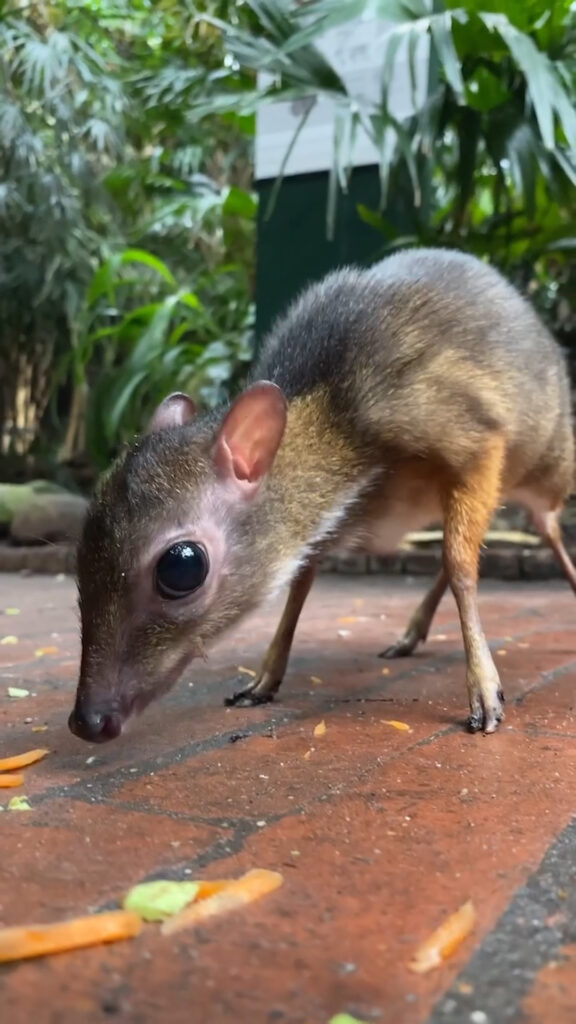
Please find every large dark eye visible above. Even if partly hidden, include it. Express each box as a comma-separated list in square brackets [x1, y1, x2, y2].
[155, 542, 209, 599]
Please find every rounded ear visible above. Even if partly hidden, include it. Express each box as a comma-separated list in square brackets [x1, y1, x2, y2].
[213, 381, 287, 495]
[145, 393, 197, 435]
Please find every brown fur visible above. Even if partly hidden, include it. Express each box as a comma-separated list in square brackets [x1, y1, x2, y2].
[69, 247, 576, 742]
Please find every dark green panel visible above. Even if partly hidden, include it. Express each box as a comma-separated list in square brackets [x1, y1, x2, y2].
[255, 165, 383, 341]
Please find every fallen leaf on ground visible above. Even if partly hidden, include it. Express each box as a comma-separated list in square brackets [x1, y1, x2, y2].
[34, 646, 59, 658]
[0, 636, 18, 645]
[7, 687, 29, 699]
[382, 720, 412, 732]
[0, 775, 23, 788]
[313, 720, 326, 737]
[161, 869, 283, 936]
[409, 900, 476, 973]
[8, 796, 31, 811]
[123, 880, 200, 922]
[0, 748, 49, 772]
[0, 910, 142, 963]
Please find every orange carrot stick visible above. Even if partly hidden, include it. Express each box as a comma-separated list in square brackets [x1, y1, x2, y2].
[0, 774, 23, 788]
[0, 911, 142, 963]
[409, 900, 476, 974]
[0, 749, 49, 772]
[194, 879, 235, 901]
[161, 869, 284, 935]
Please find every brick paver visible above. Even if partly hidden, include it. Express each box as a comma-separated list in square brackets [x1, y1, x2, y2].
[1, 572, 576, 1023]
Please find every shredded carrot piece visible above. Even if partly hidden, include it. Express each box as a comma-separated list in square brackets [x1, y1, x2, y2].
[0, 910, 142, 963]
[313, 720, 326, 737]
[161, 869, 283, 936]
[0, 774, 23, 788]
[0, 749, 49, 772]
[382, 720, 411, 732]
[409, 900, 476, 974]
[194, 879, 235, 901]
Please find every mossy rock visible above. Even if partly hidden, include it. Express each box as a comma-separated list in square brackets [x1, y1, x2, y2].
[0, 481, 75, 528]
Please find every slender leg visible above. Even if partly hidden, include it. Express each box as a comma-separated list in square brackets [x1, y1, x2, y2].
[225, 560, 317, 707]
[442, 436, 506, 734]
[533, 508, 576, 594]
[380, 568, 448, 658]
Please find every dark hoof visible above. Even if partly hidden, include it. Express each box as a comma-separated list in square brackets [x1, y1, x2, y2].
[466, 693, 505, 734]
[466, 713, 484, 733]
[378, 639, 417, 659]
[224, 675, 280, 708]
[224, 690, 276, 708]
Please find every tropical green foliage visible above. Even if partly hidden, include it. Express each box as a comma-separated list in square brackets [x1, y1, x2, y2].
[0, 0, 255, 476]
[0, 0, 574, 481]
[195, 0, 576, 350]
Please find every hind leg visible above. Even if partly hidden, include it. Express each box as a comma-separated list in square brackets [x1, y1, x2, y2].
[380, 569, 448, 658]
[532, 506, 576, 593]
[442, 435, 506, 733]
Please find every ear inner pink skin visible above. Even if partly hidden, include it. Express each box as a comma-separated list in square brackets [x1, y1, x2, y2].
[146, 392, 197, 435]
[212, 381, 287, 496]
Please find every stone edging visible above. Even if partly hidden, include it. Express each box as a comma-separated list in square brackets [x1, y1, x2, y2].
[0, 543, 569, 580]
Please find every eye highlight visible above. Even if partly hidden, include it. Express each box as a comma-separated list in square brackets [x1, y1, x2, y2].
[155, 542, 209, 599]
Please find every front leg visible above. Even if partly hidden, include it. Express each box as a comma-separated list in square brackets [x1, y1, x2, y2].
[225, 560, 317, 707]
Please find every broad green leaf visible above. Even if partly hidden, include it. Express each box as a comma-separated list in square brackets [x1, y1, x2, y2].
[118, 249, 176, 286]
[480, 12, 576, 150]
[222, 186, 258, 219]
[429, 11, 464, 99]
[106, 369, 149, 438]
[465, 66, 509, 112]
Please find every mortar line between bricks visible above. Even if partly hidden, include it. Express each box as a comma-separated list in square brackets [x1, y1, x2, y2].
[24, 651, 576, 814]
[0, 614, 569, 676]
[426, 813, 576, 1024]
[29, 719, 297, 806]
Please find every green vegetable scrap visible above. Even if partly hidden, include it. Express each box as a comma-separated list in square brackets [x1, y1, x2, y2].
[329, 1016, 369, 1024]
[123, 880, 200, 922]
[8, 796, 31, 811]
[7, 687, 29, 698]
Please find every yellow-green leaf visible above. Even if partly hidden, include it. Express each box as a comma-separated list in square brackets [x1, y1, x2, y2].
[123, 880, 200, 922]
[8, 796, 31, 811]
[328, 1015, 369, 1024]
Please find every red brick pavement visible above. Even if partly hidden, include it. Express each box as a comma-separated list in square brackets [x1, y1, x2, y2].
[1, 572, 576, 1023]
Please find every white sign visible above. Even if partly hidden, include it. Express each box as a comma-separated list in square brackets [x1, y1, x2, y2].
[255, 16, 430, 181]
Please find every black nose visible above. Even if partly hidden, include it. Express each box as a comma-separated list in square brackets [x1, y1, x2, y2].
[68, 706, 123, 743]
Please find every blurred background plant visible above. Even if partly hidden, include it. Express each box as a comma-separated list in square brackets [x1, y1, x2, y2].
[0, 0, 574, 485]
[0, 0, 256, 481]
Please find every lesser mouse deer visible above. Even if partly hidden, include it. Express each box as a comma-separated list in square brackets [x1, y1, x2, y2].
[69, 247, 576, 743]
